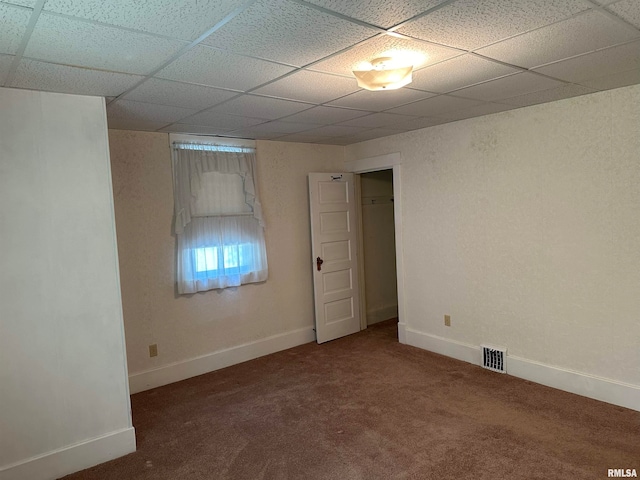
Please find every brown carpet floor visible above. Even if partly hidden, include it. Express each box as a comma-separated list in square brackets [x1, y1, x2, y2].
[63, 319, 640, 480]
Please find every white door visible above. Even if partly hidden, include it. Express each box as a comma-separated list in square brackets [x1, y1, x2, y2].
[308, 173, 361, 343]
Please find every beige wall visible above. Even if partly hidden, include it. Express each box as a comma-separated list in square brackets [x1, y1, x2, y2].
[360, 170, 398, 324]
[347, 84, 640, 387]
[108, 131, 344, 377]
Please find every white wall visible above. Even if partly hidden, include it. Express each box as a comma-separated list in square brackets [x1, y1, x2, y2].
[346, 85, 640, 410]
[107, 131, 345, 392]
[0, 88, 134, 480]
[360, 170, 398, 324]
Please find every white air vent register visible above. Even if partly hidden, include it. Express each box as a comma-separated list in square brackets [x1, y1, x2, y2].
[482, 345, 507, 374]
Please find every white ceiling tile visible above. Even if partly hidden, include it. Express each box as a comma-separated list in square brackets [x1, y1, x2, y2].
[0, 3, 31, 55]
[222, 129, 281, 140]
[0, 54, 13, 84]
[579, 68, 640, 90]
[609, 0, 640, 29]
[180, 110, 267, 129]
[343, 127, 406, 143]
[10, 0, 634, 146]
[476, 10, 639, 69]
[437, 101, 516, 120]
[280, 105, 372, 124]
[0, 0, 36, 7]
[157, 124, 236, 135]
[385, 94, 484, 116]
[107, 99, 198, 127]
[42, 0, 242, 41]
[238, 120, 319, 134]
[534, 40, 640, 83]
[309, 33, 460, 77]
[25, 13, 187, 75]
[210, 94, 311, 120]
[391, 116, 447, 130]
[452, 72, 565, 102]
[9, 59, 144, 96]
[252, 70, 359, 104]
[411, 54, 520, 93]
[496, 84, 597, 107]
[326, 87, 435, 111]
[156, 45, 294, 91]
[201, 0, 377, 67]
[303, 124, 370, 137]
[396, 0, 589, 50]
[338, 112, 417, 128]
[124, 78, 238, 109]
[275, 133, 333, 144]
[302, 0, 448, 29]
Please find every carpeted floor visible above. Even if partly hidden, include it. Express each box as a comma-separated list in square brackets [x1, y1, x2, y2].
[63, 319, 639, 479]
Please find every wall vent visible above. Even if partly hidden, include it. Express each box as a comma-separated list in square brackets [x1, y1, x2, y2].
[481, 345, 506, 373]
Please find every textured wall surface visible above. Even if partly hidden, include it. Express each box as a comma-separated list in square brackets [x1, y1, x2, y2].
[108, 131, 344, 375]
[346, 84, 640, 386]
[360, 170, 398, 324]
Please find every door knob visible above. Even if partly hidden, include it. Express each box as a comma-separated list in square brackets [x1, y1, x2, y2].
[316, 256, 324, 271]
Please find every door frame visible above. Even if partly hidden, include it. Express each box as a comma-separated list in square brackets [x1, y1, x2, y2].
[353, 174, 367, 331]
[346, 153, 406, 344]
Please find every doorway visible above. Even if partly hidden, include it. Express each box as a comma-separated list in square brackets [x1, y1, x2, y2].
[359, 170, 398, 327]
[346, 152, 405, 343]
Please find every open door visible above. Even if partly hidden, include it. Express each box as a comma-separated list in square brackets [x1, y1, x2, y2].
[308, 173, 361, 344]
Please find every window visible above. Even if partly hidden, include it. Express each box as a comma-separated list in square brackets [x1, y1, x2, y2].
[192, 243, 254, 276]
[172, 139, 268, 294]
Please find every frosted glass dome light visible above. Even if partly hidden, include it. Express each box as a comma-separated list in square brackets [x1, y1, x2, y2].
[352, 57, 413, 91]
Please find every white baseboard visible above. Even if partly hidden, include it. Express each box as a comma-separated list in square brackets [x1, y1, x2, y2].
[367, 305, 398, 326]
[397, 322, 407, 344]
[0, 427, 135, 480]
[405, 327, 481, 365]
[404, 327, 640, 412]
[507, 356, 640, 412]
[129, 327, 316, 394]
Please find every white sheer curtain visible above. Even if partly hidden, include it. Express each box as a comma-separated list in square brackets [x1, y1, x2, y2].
[172, 143, 268, 294]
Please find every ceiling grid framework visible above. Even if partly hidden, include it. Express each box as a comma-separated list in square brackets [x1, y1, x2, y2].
[0, 0, 639, 145]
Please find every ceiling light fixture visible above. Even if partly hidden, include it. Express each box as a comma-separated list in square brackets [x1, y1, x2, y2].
[352, 57, 413, 91]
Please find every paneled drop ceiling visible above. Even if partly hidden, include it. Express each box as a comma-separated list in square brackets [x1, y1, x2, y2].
[1, 0, 639, 145]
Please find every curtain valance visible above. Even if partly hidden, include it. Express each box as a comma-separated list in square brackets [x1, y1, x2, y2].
[172, 144, 264, 234]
